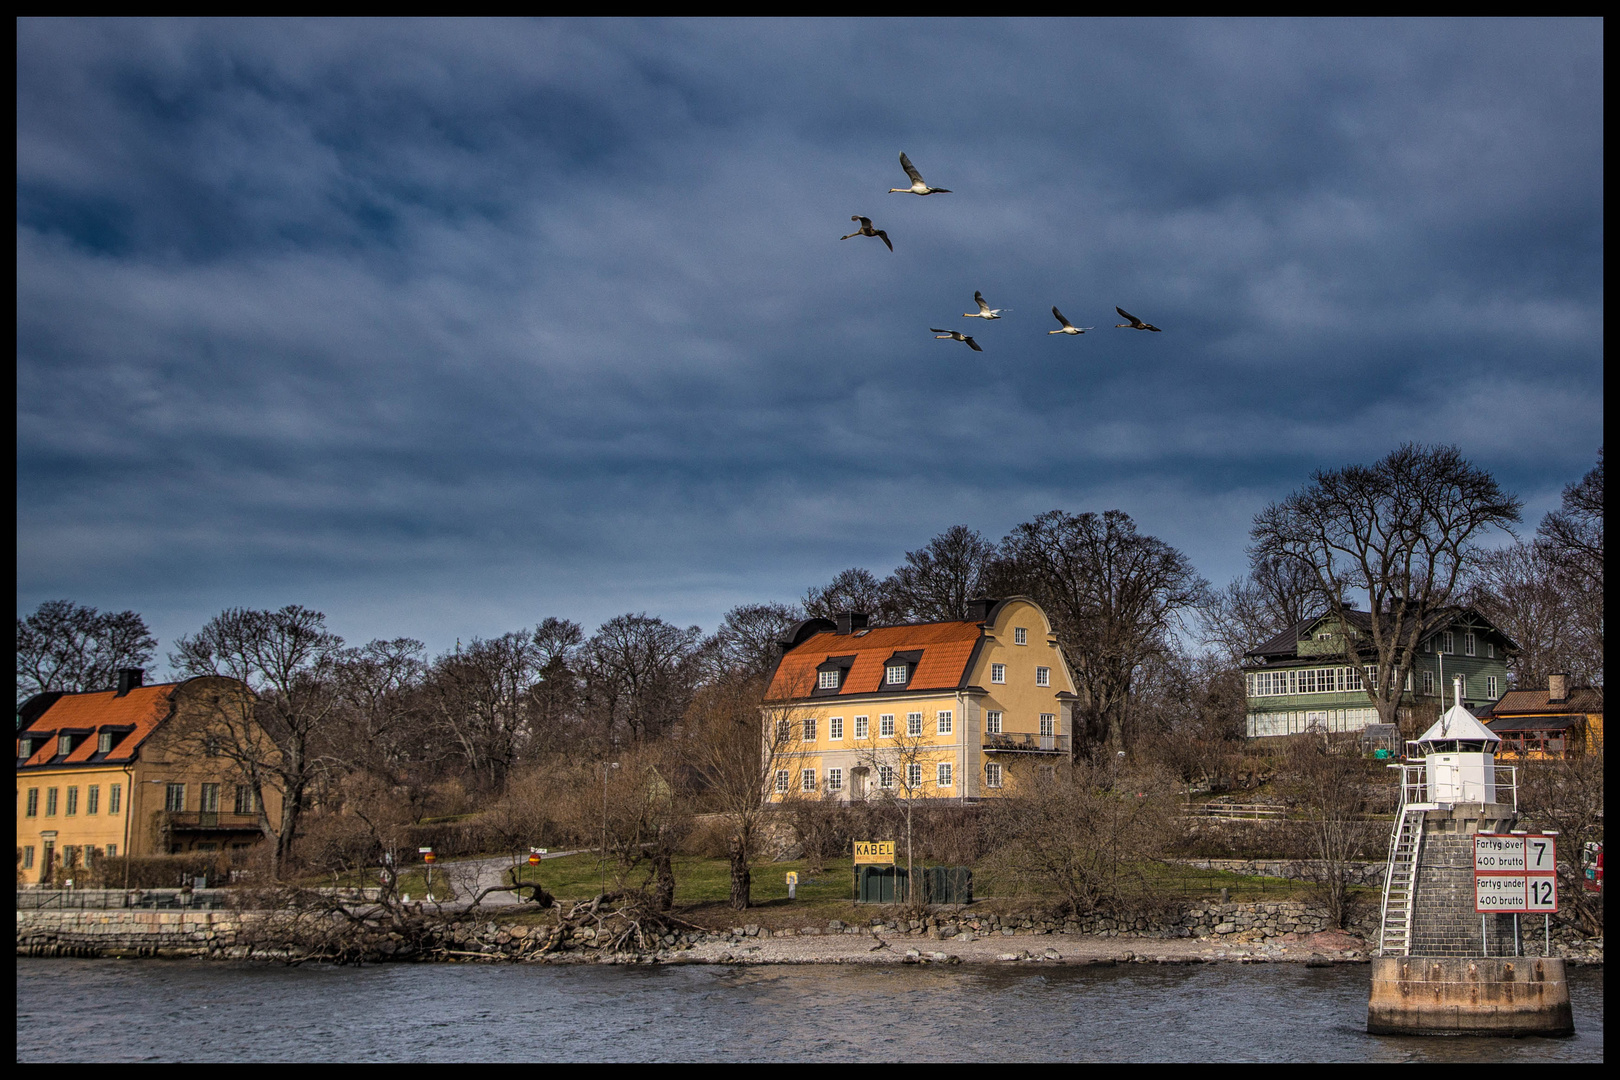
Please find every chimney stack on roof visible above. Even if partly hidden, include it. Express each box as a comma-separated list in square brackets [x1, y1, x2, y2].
[1548, 672, 1570, 703]
[115, 668, 143, 697]
[834, 611, 869, 635]
[965, 597, 995, 623]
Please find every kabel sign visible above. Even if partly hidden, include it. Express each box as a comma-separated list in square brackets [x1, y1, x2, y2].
[853, 840, 895, 865]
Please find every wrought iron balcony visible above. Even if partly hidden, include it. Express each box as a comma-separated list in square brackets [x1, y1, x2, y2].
[161, 811, 261, 831]
[982, 732, 1070, 755]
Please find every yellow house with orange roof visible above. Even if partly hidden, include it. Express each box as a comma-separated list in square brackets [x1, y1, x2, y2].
[763, 597, 1077, 803]
[15, 669, 279, 886]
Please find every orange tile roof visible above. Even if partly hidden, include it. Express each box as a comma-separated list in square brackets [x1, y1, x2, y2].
[1487, 686, 1603, 717]
[17, 684, 179, 767]
[767, 621, 983, 701]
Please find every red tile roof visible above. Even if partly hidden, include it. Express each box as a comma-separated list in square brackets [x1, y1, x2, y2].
[767, 621, 982, 701]
[1486, 686, 1603, 717]
[16, 683, 179, 767]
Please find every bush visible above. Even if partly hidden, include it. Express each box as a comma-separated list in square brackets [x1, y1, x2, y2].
[98, 851, 233, 889]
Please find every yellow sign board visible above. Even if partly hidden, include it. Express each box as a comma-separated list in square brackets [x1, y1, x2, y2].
[853, 841, 895, 865]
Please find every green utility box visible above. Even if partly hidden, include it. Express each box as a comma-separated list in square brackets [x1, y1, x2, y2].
[856, 865, 972, 904]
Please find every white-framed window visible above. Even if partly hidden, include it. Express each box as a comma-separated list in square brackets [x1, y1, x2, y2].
[234, 784, 257, 815]
[776, 719, 792, 742]
[165, 783, 186, 812]
[819, 670, 840, 690]
[98, 731, 113, 754]
[828, 768, 843, 792]
[1405, 670, 1413, 692]
[57, 734, 73, 756]
[829, 717, 844, 740]
[1442, 631, 1454, 654]
[906, 762, 923, 788]
[1487, 675, 1498, 699]
[937, 710, 953, 735]
[907, 712, 923, 736]
[1036, 667, 1050, 687]
[87, 785, 99, 815]
[803, 718, 817, 741]
[991, 664, 1005, 683]
[201, 783, 220, 813]
[880, 715, 895, 737]
[1487, 641, 1495, 659]
[878, 765, 895, 789]
[1040, 714, 1055, 736]
[985, 763, 1002, 789]
[937, 763, 953, 787]
[886, 664, 908, 685]
[986, 711, 1002, 735]
[854, 716, 869, 740]
[801, 769, 817, 793]
[1422, 670, 1434, 696]
[1014, 627, 1027, 645]
[1465, 632, 1477, 657]
[775, 770, 790, 793]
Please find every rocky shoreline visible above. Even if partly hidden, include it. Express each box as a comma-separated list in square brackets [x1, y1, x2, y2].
[18, 905, 1604, 967]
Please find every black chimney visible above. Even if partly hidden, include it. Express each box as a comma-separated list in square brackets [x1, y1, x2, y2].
[965, 597, 995, 622]
[834, 611, 869, 635]
[115, 668, 144, 697]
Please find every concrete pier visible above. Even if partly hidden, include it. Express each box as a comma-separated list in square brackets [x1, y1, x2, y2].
[1367, 955, 1574, 1036]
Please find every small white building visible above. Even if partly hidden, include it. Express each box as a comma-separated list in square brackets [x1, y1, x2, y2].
[1411, 685, 1501, 805]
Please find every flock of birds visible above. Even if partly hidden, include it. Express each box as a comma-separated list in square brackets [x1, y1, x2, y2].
[841, 152, 1164, 353]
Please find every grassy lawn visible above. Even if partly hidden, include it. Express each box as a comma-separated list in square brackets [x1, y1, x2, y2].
[303, 851, 1331, 931]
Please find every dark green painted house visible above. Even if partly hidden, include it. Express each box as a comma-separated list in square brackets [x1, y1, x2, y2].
[1242, 607, 1515, 738]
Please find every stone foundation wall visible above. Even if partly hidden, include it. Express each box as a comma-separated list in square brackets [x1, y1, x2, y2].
[1172, 858, 1387, 888]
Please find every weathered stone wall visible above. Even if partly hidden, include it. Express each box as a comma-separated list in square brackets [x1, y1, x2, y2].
[1171, 858, 1387, 888]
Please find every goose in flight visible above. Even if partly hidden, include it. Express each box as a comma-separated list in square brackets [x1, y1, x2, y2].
[964, 291, 1004, 320]
[1115, 306, 1162, 331]
[890, 152, 952, 195]
[840, 215, 893, 251]
[931, 328, 983, 352]
[1049, 307, 1094, 335]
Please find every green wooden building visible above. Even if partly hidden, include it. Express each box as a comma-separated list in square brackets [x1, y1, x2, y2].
[1242, 608, 1514, 738]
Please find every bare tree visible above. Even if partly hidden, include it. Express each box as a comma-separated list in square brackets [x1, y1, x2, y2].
[802, 567, 903, 625]
[1198, 555, 1343, 665]
[17, 600, 157, 704]
[703, 602, 805, 683]
[852, 715, 942, 907]
[579, 613, 704, 745]
[1281, 736, 1382, 929]
[1536, 448, 1603, 686]
[1251, 444, 1522, 729]
[420, 633, 544, 793]
[684, 675, 800, 909]
[169, 606, 347, 879]
[1515, 749, 1605, 937]
[885, 525, 998, 623]
[982, 755, 1180, 918]
[994, 509, 1209, 753]
[1465, 543, 1596, 688]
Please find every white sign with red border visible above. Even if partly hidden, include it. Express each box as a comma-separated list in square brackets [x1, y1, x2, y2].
[1474, 835, 1557, 913]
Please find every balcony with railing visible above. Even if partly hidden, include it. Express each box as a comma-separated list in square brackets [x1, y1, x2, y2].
[161, 810, 262, 832]
[982, 732, 1070, 755]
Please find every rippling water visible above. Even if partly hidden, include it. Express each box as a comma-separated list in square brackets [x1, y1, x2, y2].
[16, 958, 1602, 1062]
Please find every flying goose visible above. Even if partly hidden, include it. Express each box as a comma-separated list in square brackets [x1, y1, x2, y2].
[840, 215, 893, 251]
[931, 328, 983, 352]
[964, 291, 1004, 320]
[1115, 306, 1162, 331]
[890, 152, 952, 195]
[1049, 307, 1094, 335]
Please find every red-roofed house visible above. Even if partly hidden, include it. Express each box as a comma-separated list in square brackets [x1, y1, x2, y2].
[763, 597, 1077, 802]
[1482, 674, 1604, 759]
[15, 670, 279, 885]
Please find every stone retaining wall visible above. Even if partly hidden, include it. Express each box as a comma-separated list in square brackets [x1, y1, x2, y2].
[1171, 858, 1388, 888]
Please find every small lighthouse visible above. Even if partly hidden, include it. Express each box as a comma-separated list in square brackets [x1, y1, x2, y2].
[1367, 677, 1574, 1036]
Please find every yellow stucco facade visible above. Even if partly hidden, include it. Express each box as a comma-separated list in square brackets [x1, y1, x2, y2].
[764, 598, 1077, 803]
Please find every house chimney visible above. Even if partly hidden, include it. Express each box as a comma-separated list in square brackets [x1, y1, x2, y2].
[965, 597, 994, 623]
[1548, 672, 1569, 704]
[115, 668, 143, 697]
[834, 611, 868, 635]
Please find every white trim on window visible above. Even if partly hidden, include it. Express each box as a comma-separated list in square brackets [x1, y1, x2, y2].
[854, 716, 869, 740]
[819, 669, 840, 690]
[775, 770, 790, 793]
[803, 718, 817, 741]
[1036, 666, 1050, 687]
[985, 763, 1002, 789]
[937, 762, 953, 787]
[878, 765, 895, 789]
[986, 711, 1002, 735]
[991, 664, 1005, 683]
[907, 712, 923, 737]
[801, 769, 817, 793]
[828, 768, 843, 792]
[880, 715, 895, 738]
[829, 716, 844, 740]
[1014, 627, 1027, 645]
[886, 664, 908, 685]
[937, 710, 953, 735]
[906, 762, 923, 789]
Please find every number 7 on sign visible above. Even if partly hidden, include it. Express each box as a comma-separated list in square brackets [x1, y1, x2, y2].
[1528, 837, 1555, 871]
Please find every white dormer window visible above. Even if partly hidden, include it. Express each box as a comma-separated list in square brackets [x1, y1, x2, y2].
[991, 664, 1005, 684]
[98, 731, 113, 754]
[57, 734, 73, 756]
[1036, 667, 1051, 687]
[1465, 633, 1476, 657]
[1487, 642, 1495, 659]
[886, 664, 908, 685]
[1442, 631, 1454, 654]
[1014, 627, 1027, 645]
[818, 670, 840, 690]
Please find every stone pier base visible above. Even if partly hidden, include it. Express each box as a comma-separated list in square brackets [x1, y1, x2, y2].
[1367, 955, 1574, 1036]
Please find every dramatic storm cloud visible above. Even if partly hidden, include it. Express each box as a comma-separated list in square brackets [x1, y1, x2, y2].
[16, 18, 1603, 660]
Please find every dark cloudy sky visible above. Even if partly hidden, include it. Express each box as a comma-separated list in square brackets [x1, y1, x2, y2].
[16, 18, 1604, 666]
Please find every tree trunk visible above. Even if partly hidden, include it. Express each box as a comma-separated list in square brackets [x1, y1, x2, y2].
[653, 850, 675, 912]
[728, 835, 751, 910]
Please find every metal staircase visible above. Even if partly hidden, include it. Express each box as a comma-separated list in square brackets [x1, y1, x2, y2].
[1377, 803, 1425, 956]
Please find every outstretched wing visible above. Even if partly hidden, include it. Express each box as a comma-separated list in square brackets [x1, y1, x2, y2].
[900, 152, 924, 185]
[1052, 306, 1072, 327]
[975, 291, 992, 314]
[965, 336, 982, 352]
[1115, 306, 1137, 323]
[930, 328, 951, 334]
[853, 215, 871, 226]
[875, 229, 893, 252]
